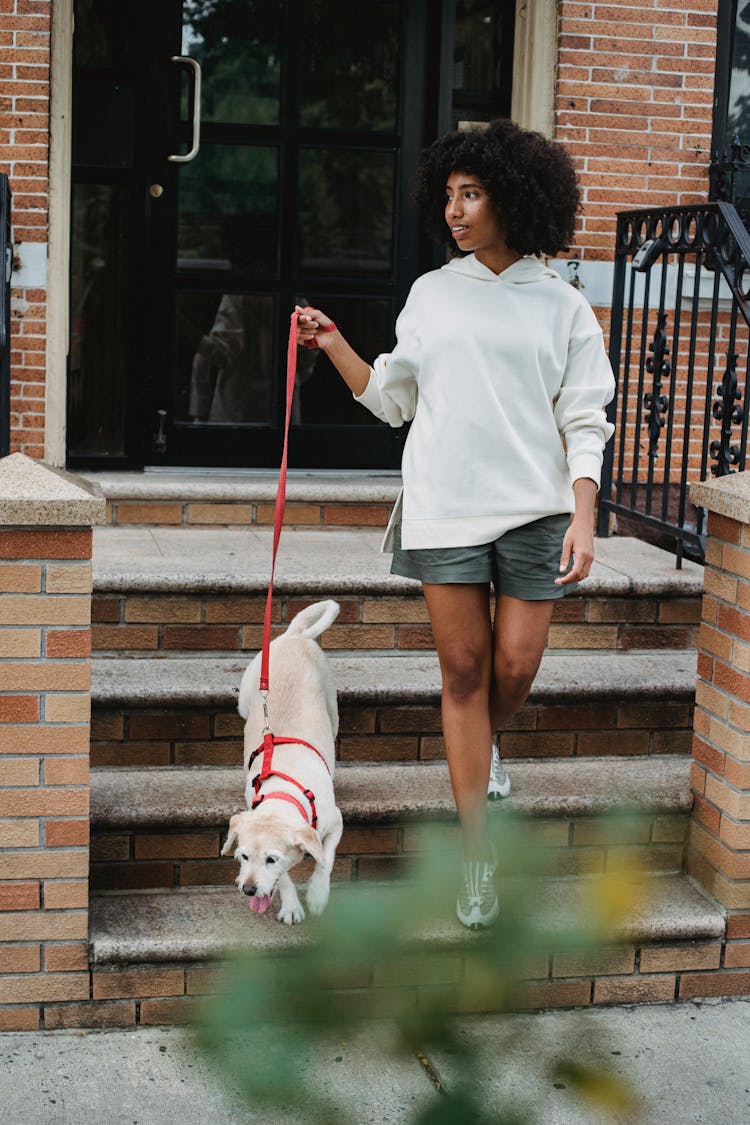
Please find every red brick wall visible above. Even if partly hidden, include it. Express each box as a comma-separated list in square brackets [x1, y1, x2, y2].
[0, 0, 51, 459]
[0, 525, 93, 1031]
[557, 0, 719, 262]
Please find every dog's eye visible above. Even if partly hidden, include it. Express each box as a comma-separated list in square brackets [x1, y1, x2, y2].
[265, 856, 277, 865]
[240, 852, 249, 861]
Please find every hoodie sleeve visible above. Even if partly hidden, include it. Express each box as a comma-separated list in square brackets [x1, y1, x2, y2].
[553, 304, 616, 489]
[353, 288, 420, 427]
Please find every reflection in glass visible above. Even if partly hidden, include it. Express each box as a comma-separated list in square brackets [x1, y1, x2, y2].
[176, 293, 275, 424]
[178, 144, 278, 273]
[297, 150, 395, 276]
[300, 0, 400, 131]
[452, 0, 514, 126]
[68, 183, 129, 457]
[181, 0, 283, 125]
[74, 0, 134, 68]
[299, 297, 391, 425]
[454, 1, 497, 97]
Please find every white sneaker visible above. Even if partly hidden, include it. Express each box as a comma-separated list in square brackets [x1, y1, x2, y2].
[488, 739, 511, 801]
[456, 856, 499, 930]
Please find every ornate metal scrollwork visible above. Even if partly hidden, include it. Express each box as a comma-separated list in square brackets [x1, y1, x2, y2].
[643, 313, 671, 461]
[710, 351, 744, 476]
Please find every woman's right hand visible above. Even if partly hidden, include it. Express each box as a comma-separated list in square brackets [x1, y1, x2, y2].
[295, 305, 337, 351]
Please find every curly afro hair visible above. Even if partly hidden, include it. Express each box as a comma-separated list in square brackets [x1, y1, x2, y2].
[414, 119, 580, 258]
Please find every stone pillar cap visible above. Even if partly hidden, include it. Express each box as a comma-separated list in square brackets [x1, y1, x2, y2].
[690, 471, 750, 527]
[0, 453, 106, 526]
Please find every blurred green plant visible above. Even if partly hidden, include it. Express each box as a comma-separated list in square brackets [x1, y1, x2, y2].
[193, 808, 646, 1123]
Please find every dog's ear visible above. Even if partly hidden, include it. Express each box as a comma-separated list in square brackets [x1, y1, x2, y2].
[221, 812, 244, 856]
[294, 826, 325, 866]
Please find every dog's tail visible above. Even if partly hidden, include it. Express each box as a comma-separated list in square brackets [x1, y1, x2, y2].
[284, 599, 340, 639]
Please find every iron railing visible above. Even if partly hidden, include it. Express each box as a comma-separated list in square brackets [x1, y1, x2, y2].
[0, 174, 10, 458]
[597, 201, 750, 565]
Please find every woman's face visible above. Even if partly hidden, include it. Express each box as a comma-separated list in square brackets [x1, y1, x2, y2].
[444, 169, 505, 255]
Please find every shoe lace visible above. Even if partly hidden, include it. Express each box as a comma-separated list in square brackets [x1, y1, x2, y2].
[490, 742, 507, 784]
[459, 859, 496, 910]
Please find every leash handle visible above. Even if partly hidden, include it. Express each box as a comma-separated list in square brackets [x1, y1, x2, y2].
[259, 309, 299, 695]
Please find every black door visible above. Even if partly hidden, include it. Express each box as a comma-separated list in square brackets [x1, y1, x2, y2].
[68, 0, 515, 469]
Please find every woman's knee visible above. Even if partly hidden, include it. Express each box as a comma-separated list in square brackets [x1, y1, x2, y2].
[493, 651, 540, 700]
[441, 645, 490, 702]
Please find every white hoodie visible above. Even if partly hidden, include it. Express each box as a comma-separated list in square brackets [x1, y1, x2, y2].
[354, 253, 616, 551]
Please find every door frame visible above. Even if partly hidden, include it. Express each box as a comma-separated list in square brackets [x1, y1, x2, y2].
[46, 0, 75, 468]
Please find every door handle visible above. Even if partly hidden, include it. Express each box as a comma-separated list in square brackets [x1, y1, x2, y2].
[168, 55, 201, 164]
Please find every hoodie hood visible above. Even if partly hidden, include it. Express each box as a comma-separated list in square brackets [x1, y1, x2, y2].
[443, 253, 559, 284]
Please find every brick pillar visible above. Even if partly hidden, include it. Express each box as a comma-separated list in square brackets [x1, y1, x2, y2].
[0, 453, 104, 1030]
[688, 473, 750, 979]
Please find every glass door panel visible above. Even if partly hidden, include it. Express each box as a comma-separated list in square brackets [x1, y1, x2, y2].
[181, 0, 284, 125]
[297, 296, 392, 425]
[175, 292, 276, 424]
[177, 144, 280, 274]
[296, 150, 396, 276]
[69, 182, 131, 457]
[299, 0, 401, 131]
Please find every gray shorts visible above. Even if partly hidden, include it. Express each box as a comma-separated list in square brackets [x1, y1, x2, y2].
[390, 513, 577, 600]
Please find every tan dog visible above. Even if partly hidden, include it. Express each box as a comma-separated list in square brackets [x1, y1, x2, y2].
[221, 600, 343, 925]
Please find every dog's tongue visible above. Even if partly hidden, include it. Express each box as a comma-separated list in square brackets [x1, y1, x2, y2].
[248, 894, 271, 914]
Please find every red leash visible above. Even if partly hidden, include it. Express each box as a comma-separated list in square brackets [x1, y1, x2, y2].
[253, 309, 336, 823]
[259, 308, 336, 698]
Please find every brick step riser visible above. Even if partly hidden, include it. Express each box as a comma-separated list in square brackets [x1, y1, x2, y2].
[91, 592, 701, 656]
[38, 935, 747, 1031]
[104, 500, 393, 529]
[91, 699, 695, 768]
[90, 813, 689, 894]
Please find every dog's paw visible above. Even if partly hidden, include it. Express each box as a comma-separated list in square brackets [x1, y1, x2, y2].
[277, 901, 305, 926]
[306, 873, 330, 916]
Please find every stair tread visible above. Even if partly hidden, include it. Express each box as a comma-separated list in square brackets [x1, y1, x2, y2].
[91, 648, 697, 709]
[88, 873, 723, 965]
[90, 756, 692, 829]
[93, 527, 703, 597]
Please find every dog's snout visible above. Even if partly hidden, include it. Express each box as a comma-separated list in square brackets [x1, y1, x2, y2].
[242, 884, 257, 897]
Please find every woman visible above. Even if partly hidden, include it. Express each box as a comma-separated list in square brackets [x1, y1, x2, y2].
[296, 119, 615, 930]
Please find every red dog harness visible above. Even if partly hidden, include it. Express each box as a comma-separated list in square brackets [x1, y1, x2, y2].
[248, 737, 331, 829]
[250, 309, 335, 828]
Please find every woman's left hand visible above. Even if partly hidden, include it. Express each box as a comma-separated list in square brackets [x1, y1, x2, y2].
[556, 477, 597, 586]
[555, 516, 595, 586]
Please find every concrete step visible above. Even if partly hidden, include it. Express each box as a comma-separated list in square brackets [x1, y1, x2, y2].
[89, 756, 691, 893]
[92, 527, 703, 656]
[83, 470, 402, 529]
[84, 875, 727, 1022]
[91, 649, 697, 767]
[88, 874, 723, 964]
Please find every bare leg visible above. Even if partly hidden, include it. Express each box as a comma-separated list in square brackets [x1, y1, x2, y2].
[491, 595, 556, 728]
[422, 583, 493, 858]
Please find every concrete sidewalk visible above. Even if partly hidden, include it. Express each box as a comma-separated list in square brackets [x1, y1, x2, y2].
[1, 999, 748, 1124]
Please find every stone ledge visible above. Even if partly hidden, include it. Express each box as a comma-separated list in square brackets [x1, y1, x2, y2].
[88, 873, 724, 964]
[83, 470, 403, 505]
[691, 471, 750, 526]
[0, 453, 106, 527]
